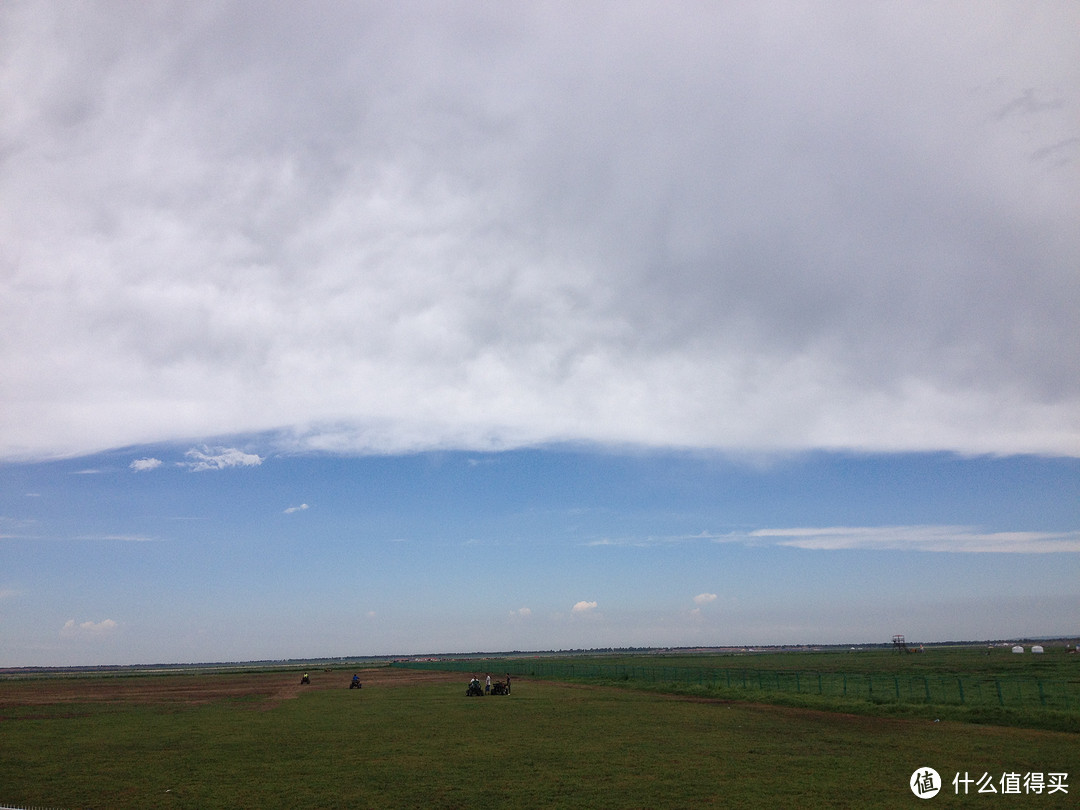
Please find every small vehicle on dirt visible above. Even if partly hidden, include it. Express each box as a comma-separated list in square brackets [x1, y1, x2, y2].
[466, 678, 484, 696]
[350, 675, 362, 689]
[490, 681, 509, 695]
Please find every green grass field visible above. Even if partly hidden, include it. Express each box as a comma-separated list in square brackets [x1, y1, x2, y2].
[444, 645, 1080, 732]
[1, 650, 1078, 808]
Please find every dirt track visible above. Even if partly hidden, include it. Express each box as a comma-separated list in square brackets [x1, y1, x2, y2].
[0, 667, 465, 710]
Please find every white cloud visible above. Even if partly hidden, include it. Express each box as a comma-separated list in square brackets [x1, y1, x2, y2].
[75, 534, 158, 542]
[283, 503, 309, 514]
[0, 4, 1077, 461]
[571, 600, 598, 614]
[583, 527, 1080, 554]
[748, 526, 1080, 554]
[60, 618, 118, 638]
[509, 607, 532, 619]
[693, 593, 718, 606]
[182, 447, 263, 472]
[0, 515, 36, 540]
[130, 457, 162, 472]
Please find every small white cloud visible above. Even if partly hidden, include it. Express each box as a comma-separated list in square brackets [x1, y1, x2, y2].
[509, 607, 532, 619]
[571, 600, 598, 614]
[0, 587, 21, 600]
[76, 534, 158, 542]
[283, 503, 309, 514]
[0, 516, 36, 540]
[693, 593, 718, 606]
[182, 447, 263, 472]
[749, 526, 1080, 553]
[130, 457, 163, 472]
[61, 618, 118, 637]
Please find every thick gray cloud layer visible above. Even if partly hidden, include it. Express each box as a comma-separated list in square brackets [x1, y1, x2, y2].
[2, 2, 1078, 459]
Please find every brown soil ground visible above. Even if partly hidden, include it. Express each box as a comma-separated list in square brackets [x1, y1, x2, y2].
[0, 667, 465, 710]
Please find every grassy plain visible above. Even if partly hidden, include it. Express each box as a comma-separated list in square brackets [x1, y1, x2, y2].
[602, 644, 1079, 678]
[494, 645, 1080, 731]
[1, 659, 1077, 809]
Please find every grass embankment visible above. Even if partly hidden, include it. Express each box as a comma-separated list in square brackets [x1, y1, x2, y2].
[1, 667, 1077, 808]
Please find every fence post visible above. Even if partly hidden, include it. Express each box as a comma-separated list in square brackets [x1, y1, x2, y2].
[957, 677, 965, 705]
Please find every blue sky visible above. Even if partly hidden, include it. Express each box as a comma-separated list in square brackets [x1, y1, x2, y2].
[1, 3, 1078, 665]
[2, 446, 1077, 666]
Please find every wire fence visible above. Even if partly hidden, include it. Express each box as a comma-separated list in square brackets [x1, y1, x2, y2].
[394, 658, 1080, 713]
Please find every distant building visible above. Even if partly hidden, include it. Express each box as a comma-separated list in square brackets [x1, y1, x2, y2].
[1031, 645, 1044, 654]
[1012, 645, 1024, 654]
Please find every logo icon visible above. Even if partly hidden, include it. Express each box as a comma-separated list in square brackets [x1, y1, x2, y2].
[911, 767, 941, 798]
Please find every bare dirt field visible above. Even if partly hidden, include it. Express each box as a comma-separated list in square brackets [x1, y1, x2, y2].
[0, 667, 465, 711]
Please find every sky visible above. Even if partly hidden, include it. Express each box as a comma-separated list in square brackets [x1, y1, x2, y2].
[0, 2, 1078, 666]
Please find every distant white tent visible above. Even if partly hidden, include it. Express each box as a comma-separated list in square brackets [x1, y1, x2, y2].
[1012, 645, 1024, 654]
[1031, 645, 1045, 654]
